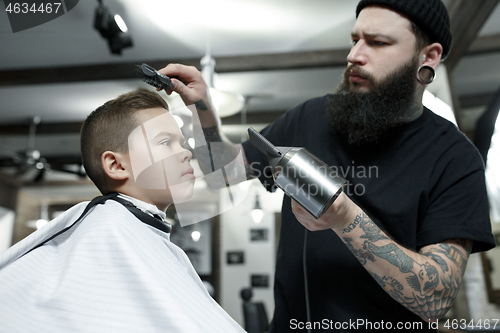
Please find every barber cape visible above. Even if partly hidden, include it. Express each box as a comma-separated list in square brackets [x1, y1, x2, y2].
[0, 194, 245, 333]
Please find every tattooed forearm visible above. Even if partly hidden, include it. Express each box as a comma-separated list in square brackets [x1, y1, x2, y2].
[189, 109, 255, 184]
[202, 125, 223, 142]
[359, 220, 389, 242]
[457, 239, 472, 256]
[343, 212, 369, 233]
[370, 272, 405, 303]
[194, 140, 254, 183]
[420, 240, 471, 275]
[192, 122, 255, 184]
[338, 213, 470, 322]
[363, 242, 414, 273]
[343, 237, 375, 265]
[369, 270, 447, 321]
[195, 99, 208, 111]
[343, 213, 388, 242]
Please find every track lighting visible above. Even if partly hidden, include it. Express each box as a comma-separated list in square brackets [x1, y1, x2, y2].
[94, 0, 133, 55]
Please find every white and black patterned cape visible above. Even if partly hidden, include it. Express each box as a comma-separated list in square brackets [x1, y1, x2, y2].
[0, 199, 245, 333]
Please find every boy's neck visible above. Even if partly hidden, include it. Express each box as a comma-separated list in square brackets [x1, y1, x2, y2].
[116, 193, 167, 220]
[111, 182, 170, 211]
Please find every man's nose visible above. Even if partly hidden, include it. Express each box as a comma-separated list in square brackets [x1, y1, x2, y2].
[347, 40, 368, 66]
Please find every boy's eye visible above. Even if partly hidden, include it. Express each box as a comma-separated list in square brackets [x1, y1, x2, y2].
[160, 140, 171, 146]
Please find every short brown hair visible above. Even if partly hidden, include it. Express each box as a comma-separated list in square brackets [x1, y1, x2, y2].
[81, 88, 168, 194]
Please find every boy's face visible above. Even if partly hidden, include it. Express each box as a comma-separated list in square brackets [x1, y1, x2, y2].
[127, 107, 194, 209]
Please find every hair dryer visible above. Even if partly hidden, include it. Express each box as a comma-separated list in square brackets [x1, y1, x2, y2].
[248, 127, 346, 219]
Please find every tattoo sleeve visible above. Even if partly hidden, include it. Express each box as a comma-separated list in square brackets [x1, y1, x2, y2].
[339, 213, 472, 322]
[194, 99, 208, 111]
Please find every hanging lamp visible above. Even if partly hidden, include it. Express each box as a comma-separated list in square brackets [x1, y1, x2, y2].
[200, 32, 245, 117]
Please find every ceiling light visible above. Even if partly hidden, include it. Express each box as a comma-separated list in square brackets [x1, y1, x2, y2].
[165, 37, 245, 117]
[94, 0, 133, 55]
[251, 195, 264, 223]
[36, 219, 48, 229]
[208, 87, 245, 118]
[191, 230, 201, 242]
[114, 14, 128, 33]
[26, 203, 49, 230]
[200, 47, 245, 117]
[172, 115, 184, 128]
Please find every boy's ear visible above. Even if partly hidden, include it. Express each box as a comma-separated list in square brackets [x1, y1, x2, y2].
[101, 151, 131, 181]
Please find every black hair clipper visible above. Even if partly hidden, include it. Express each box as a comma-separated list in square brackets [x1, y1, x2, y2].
[135, 63, 174, 90]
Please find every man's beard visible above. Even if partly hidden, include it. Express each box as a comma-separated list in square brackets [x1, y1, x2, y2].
[327, 57, 419, 146]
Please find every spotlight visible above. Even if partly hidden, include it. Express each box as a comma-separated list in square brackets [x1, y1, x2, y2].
[94, 0, 133, 55]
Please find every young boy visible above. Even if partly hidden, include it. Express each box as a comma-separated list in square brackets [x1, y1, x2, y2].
[0, 89, 245, 333]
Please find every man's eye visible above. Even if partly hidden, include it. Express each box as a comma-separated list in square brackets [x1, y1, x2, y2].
[374, 41, 387, 46]
[350, 39, 358, 46]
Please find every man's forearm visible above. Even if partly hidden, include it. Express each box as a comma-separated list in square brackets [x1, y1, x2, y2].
[191, 99, 254, 181]
[334, 212, 471, 322]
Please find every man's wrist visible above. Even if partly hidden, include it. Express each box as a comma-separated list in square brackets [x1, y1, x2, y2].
[202, 125, 222, 142]
[194, 99, 209, 111]
[192, 98, 219, 126]
[331, 195, 364, 234]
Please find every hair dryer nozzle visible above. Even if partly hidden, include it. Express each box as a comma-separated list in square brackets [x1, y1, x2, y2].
[247, 127, 346, 219]
[248, 127, 282, 158]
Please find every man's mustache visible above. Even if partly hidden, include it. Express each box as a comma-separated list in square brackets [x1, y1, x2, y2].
[344, 64, 375, 86]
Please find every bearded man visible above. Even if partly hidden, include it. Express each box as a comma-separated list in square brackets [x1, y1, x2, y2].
[159, 0, 495, 331]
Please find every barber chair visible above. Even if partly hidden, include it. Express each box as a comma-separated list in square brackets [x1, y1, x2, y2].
[240, 287, 269, 333]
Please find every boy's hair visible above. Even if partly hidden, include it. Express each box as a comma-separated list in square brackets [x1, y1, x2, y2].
[81, 88, 169, 194]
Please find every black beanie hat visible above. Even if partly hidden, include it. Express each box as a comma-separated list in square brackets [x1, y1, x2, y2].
[356, 0, 452, 59]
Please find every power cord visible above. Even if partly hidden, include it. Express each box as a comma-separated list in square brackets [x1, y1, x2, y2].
[303, 228, 312, 333]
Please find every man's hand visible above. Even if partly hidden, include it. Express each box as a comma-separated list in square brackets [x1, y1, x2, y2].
[157, 63, 215, 113]
[158, 63, 220, 130]
[290, 192, 361, 233]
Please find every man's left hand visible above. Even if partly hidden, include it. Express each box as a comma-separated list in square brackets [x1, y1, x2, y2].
[291, 192, 362, 233]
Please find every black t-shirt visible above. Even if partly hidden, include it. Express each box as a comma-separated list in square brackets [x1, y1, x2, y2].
[241, 94, 496, 332]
